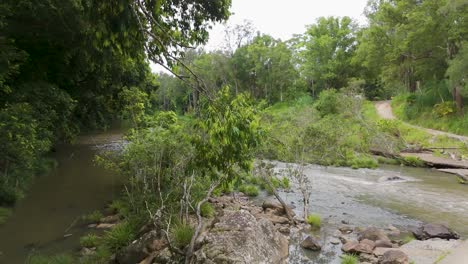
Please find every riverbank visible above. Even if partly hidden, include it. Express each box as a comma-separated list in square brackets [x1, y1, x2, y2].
[0, 130, 124, 263]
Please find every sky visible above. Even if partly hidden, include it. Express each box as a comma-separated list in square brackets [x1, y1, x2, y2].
[151, 0, 369, 72]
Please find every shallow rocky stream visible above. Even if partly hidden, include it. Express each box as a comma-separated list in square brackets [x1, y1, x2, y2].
[0, 133, 467, 263]
[267, 161, 468, 263]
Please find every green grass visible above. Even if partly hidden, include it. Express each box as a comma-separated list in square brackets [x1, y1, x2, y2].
[172, 223, 194, 249]
[102, 221, 135, 252]
[82, 210, 103, 223]
[341, 254, 359, 264]
[0, 207, 12, 225]
[200, 202, 215, 218]
[80, 233, 100, 248]
[238, 184, 259, 196]
[392, 94, 468, 136]
[306, 214, 321, 228]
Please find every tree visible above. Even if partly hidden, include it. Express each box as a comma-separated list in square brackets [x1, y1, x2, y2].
[298, 16, 358, 95]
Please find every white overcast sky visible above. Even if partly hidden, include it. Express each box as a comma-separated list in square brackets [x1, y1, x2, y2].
[151, 0, 369, 72]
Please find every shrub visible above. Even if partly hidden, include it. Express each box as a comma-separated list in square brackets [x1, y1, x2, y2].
[348, 155, 378, 169]
[238, 184, 259, 196]
[200, 202, 215, 218]
[172, 224, 194, 249]
[314, 89, 339, 117]
[341, 254, 358, 264]
[306, 214, 321, 228]
[82, 210, 103, 223]
[102, 221, 136, 252]
[402, 234, 415, 244]
[0, 207, 12, 225]
[80, 233, 100, 248]
[433, 101, 456, 118]
[108, 200, 128, 216]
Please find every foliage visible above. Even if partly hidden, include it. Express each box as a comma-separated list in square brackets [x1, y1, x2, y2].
[172, 223, 195, 249]
[402, 234, 415, 245]
[82, 210, 103, 224]
[200, 203, 215, 218]
[80, 233, 100, 248]
[314, 89, 340, 117]
[306, 214, 321, 228]
[238, 184, 259, 197]
[102, 221, 136, 252]
[400, 157, 426, 167]
[433, 101, 457, 118]
[341, 254, 359, 264]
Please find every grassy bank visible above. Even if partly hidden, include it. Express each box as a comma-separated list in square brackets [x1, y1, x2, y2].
[392, 94, 468, 136]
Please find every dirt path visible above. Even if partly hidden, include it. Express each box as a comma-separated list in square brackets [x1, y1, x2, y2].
[374, 101, 468, 142]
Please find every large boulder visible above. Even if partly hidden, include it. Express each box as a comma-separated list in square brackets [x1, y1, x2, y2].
[411, 224, 459, 240]
[342, 239, 375, 254]
[262, 200, 295, 217]
[378, 250, 409, 264]
[193, 209, 289, 263]
[359, 227, 390, 242]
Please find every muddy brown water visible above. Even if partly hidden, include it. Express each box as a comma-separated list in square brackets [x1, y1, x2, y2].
[0, 130, 124, 264]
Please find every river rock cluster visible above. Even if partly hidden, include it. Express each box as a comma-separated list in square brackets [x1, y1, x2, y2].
[334, 224, 460, 264]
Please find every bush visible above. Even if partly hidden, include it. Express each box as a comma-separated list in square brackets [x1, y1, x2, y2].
[200, 202, 215, 218]
[306, 214, 321, 228]
[80, 233, 100, 248]
[172, 224, 194, 249]
[341, 254, 358, 264]
[348, 155, 378, 169]
[0, 207, 12, 225]
[281, 177, 290, 189]
[314, 89, 339, 117]
[102, 221, 136, 252]
[108, 200, 129, 216]
[238, 184, 259, 197]
[82, 210, 103, 223]
[433, 101, 456, 117]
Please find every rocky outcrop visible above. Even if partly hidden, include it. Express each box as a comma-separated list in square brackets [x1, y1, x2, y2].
[116, 230, 162, 264]
[411, 224, 460, 240]
[193, 209, 289, 263]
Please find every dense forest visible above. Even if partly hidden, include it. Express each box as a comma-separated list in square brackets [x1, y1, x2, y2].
[0, 0, 467, 263]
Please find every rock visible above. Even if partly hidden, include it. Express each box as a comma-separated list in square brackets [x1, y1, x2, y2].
[100, 214, 120, 224]
[262, 200, 295, 217]
[266, 215, 290, 224]
[87, 223, 97, 228]
[399, 238, 462, 264]
[375, 239, 394, 248]
[339, 226, 354, 234]
[300, 236, 321, 251]
[116, 230, 158, 264]
[359, 227, 390, 242]
[378, 250, 409, 264]
[339, 235, 353, 244]
[193, 210, 288, 263]
[80, 247, 96, 257]
[360, 253, 379, 264]
[342, 220, 350, 224]
[63, 233, 72, 238]
[154, 248, 173, 264]
[373, 247, 394, 257]
[343, 239, 376, 255]
[96, 223, 116, 229]
[342, 241, 359, 253]
[411, 224, 459, 240]
[330, 238, 341, 245]
[333, 230, 342, 237]
[278, 226, 290, 235]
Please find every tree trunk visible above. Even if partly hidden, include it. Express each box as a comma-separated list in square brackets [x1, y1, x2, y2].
[453, 86, 464, 115]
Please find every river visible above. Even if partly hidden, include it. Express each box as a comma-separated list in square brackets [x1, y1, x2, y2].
[268, 161, 468, 263]
[0, 130, 124, 263]
[0, 135, 467, 263]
